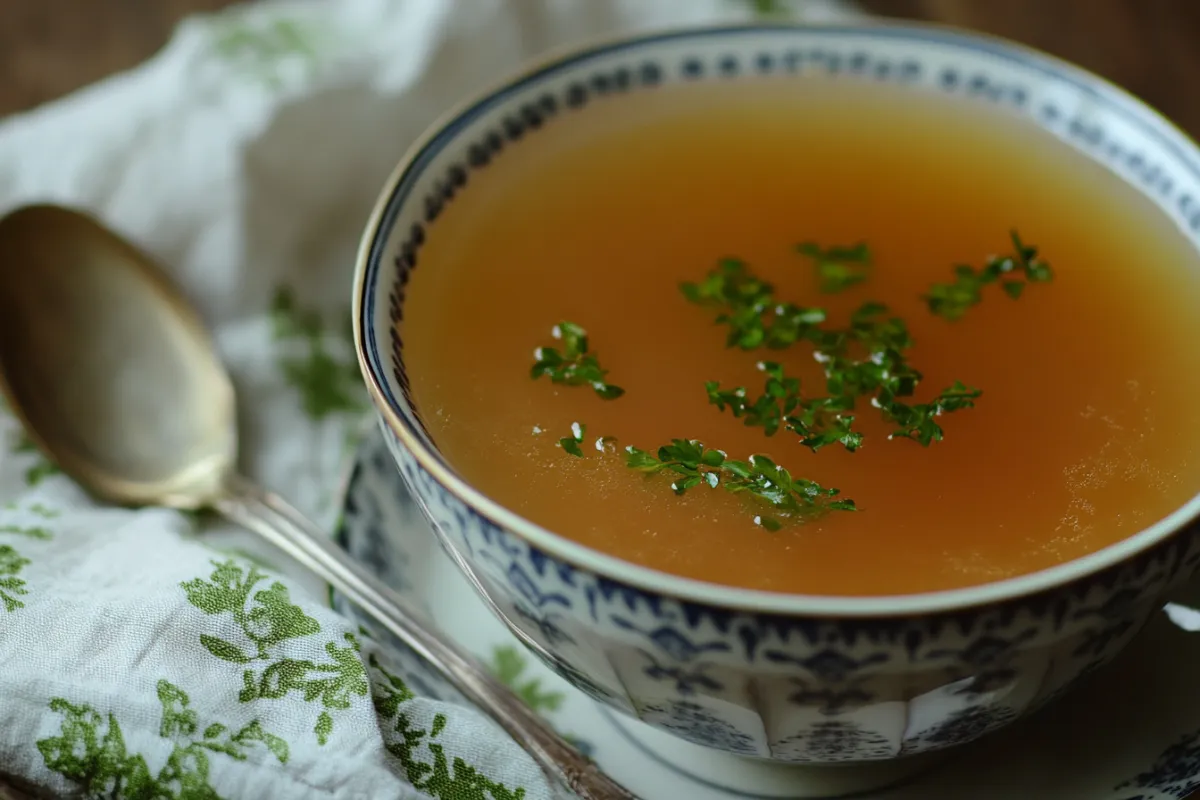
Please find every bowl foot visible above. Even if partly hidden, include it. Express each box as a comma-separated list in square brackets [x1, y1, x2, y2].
[603, 709, 950, 799]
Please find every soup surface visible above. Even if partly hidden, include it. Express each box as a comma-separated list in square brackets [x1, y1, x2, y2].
[401, 77, 1200, 596]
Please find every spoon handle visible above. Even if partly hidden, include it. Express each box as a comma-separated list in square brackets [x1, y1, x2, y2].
[214, 473, 639, 800]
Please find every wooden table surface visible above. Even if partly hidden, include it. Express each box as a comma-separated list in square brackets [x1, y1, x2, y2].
[3, 0, 1200, 135]
[0, 0, 1196, 797]
[3, 0, 1200, 132]
[0, 0, 239, 116]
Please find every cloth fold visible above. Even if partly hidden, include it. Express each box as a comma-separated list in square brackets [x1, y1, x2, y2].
[0, 1, 856, 796]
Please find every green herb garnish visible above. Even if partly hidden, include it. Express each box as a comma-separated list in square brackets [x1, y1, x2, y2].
[810, 302, 968, 444]
[704, 299, 978, 448]
[624, 439, 856, 529]
[797, 241, 871, 294]
[923, 231, 1053, 320]
[880, 380, 982, 445]
[809, 301, 919, 399]
[531, 322, 625, 399]
[680, 259, 826, 350]
[558, 422, 586, 457]
[553, 428, 858, 526]
[706, 362, 863, 452]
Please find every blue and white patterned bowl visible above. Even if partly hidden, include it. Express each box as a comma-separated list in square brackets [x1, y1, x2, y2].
[352, 23, 1200, 767]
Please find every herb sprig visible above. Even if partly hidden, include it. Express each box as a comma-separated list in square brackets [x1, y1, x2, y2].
[706, 362, 863, 452]
[881, 380, 982, 445]
[552, 427, 855, 526]
[680, 259, 827, 350]
[797, 241, 872, 294]
[624, 439, 856, 529]
[558, 422, 587, 457]
[531, 322, 625, 400]
[697, 282, 982, 448]
[923, 231, 1053, 320]
[809, 302, 982, 445]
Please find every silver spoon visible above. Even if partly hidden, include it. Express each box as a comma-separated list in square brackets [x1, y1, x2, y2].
[0, 204, 636, 800]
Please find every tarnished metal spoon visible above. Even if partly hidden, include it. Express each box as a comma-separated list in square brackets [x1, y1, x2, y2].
[0, 204, 636, 800]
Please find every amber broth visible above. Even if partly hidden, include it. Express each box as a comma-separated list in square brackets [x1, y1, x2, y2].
[402, 77, 1200, 596]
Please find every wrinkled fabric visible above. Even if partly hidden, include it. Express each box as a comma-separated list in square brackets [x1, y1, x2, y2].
[0, 1, 853, 796]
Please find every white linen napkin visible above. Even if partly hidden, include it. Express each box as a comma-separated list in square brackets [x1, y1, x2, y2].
[0, 1, 857, 797]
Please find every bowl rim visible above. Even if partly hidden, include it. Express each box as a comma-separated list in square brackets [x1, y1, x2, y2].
[353, 19, 1200, 618]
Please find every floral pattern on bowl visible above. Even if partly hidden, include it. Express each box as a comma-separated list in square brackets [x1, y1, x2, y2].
[336, 428, 1200, 799]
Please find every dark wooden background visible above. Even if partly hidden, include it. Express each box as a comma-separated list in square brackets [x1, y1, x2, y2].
[861, 0, 1200, 138]
[0, 0, 235, 115]
[0, 0, 1195, 797]
[3, 0, 1200, 138]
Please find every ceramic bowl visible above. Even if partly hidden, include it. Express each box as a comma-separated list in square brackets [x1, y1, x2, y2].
[334, 427, 1200, 800]
[352, 23, 1200, 769]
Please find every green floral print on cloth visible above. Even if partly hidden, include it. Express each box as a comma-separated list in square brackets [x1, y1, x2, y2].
[181, 560, 369, 746]
[5, 530, 553, 799]
[0, 0, 843, 796]
[1, 387, 550, 799]
[1, 397, 62, 489]
[372, 657, 529, 800]
[270, 286, 367, 424]
[35, 651, 535, 800]
[0, 502, 56, 612]
[38, 680, 289, 799]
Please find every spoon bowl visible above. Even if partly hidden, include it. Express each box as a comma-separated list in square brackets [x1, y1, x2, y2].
[0, 205, 234, 507]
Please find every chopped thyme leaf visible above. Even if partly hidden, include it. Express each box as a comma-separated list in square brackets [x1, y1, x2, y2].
[811, 302, 921, 403]
[788, 403, 864, 452]
[882, 381, 982, 445]
[706, 363, 863, 452]
[557, 429, 856, 525]
[624, 439, 856, 521]
[680, 258, 825, 350]
[558, 421, 586, 457]
[531, 322, 625, 399]
[923, 230, 1053, 320]
[797, 241, 872, 294]
[705, 361, 797, 437]
[705, 300, 977, 449]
